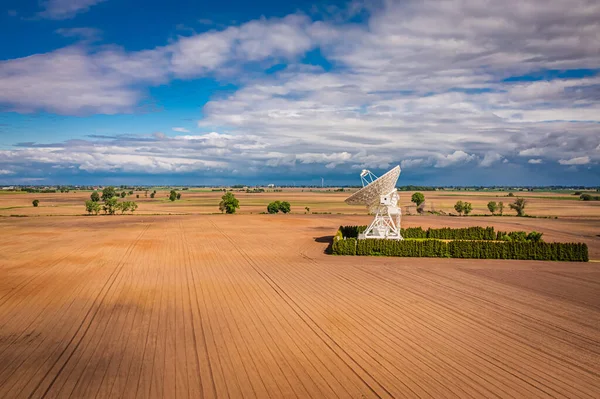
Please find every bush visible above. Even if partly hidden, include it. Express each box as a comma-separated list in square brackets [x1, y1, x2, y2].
[90, 191, 100, 202]
[402, 227, 427, 238]
[333, 226, 586, 261]
[267, 201, 281, 214]
[339, 225, 367, 238]
[279, 201, 291, 213]
[169, 190, 177, 201]
[357, 239, 449, 257]
[343, 225, 495, 240]
[332, 237, 357, 255]
[508, 231, 527, 242]
[427, 226, 495, 240]
[267, 200, 291, 214]
[526, 231, 544, 242]
[32, 199, 39, 207]
[448, 241, 587, 262]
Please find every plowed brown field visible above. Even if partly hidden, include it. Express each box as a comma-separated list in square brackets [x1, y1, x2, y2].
[1, 214, 599, 398]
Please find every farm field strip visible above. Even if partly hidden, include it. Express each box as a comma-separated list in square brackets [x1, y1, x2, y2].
[0, 215, 599, 398]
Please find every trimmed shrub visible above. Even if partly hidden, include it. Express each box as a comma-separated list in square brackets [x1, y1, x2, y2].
[447, 241, 587, 262]
[526, 231, 543, 242]
[357, 239, 449, 257]
[507, 231, 527, 242]
[427, 226, 495, 240]
[402, 227, 427, 238]
[332, 238, 357, 255]
[339, 225, 367, 238]
[332, 226, 588, 261]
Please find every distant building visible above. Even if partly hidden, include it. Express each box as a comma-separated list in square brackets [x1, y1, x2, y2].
[267, 184, 275, 188]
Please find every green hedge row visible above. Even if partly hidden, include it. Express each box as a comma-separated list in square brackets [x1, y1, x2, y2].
[340, 225, 550, 241]
[447, 241, 588, 261]
[340, 225, 496, 240]
[357, 239, 449, 257]
[332, 235, 588, 261]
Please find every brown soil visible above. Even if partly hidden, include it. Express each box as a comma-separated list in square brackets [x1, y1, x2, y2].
[1, 214, 599, 398]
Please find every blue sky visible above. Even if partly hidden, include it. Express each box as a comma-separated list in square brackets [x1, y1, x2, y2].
[1, 0, 599, 186]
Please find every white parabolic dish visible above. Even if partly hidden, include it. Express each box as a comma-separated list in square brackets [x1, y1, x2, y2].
[345, 165, 401, 208]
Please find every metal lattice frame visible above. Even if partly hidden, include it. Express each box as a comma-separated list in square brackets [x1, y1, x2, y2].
[345, 166, 403, 240]
[359, 190, 403, 240]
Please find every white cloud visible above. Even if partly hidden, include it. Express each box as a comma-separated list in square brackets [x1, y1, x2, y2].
[172, 127, 190, 133]
[558, 156, 590, 165]
[528, 159, 543, 164]
[480, 152, 503, 167]
[0, 169, 14, 175]
[435, 151, 477, 168]
[39, 0, 107, 20]
[519, 148, 544, 156]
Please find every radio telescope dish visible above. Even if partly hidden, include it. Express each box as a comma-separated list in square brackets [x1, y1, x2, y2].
[345, 165, 403, 240]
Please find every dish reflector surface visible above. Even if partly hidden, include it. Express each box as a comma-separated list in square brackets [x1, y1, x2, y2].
[345, 165, 400, 207]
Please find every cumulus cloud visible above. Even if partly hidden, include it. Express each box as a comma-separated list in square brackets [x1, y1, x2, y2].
[435, 151, 477, 168]
[558, 156, 590, 165]
[480, 152, 503, 167]
[38, 0, 108, 20]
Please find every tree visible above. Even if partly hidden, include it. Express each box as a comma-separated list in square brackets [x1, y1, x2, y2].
[462, 202, 473, 215]
[169, 190, 177, 201]
[120, 191, 127, 198]
[136, 194, 139, 198]
[101, 187, 116, 201]
[487, 201, 497, 215]
[507, 192, 515, 197]
[509, 197, 527, 216]
[267, 201, 280, 214]
[497, 201, 504, 215]
[129, 201, 138, 214]
[103, 197, 118, 215]
[32, 199, 39, 207]
[279, 201, 291, 214]
[176, 193, 181, 200]
[526, 231, 543, 242]
[85, 200, 101, 215]
[90, 191, 100, 202]
[454, 201, 464, 215]
[150, 192, 155, 198]
[411, 192, 425, 207]
[116, 201, 129, 214]
[219, 192, 239, 214]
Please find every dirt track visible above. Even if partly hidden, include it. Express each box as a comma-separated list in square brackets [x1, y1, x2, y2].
[1, 215, 599, 398]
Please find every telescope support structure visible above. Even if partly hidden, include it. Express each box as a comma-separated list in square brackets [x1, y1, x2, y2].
[358, 189, 403, 240]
